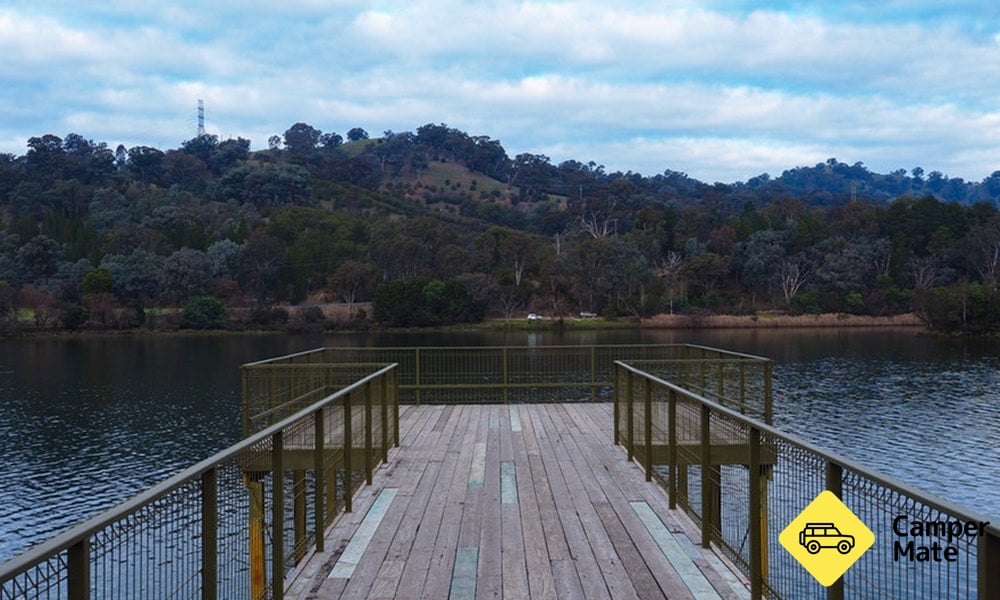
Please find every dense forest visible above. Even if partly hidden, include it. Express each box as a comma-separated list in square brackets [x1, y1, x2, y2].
[1, 122, 998, 334]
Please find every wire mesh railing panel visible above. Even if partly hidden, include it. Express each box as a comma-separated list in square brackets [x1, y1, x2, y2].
[0, 553, 67, 599]
[215, 460, 251, 600]
[613, 360, 998, 599]
[842, 470, 980, 599]
[2, 362, 398, 599]
[89, 478, 203, 598]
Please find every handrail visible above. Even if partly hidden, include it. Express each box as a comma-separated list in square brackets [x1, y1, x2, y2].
[1, 363, 400, 599]
[241, 345, 773, 419]
[613, 359, 999, 599]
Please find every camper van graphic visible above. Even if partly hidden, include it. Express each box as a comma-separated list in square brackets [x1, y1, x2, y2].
[799, 522, 855, 555]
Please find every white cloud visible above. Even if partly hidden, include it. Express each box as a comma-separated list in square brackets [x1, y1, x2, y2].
[1, 2, 1000, 183]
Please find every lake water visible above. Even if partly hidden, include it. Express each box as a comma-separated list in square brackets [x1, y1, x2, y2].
[0, 328, 997, 563]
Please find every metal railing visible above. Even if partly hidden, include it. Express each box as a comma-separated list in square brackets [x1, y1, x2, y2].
[242, 344, 773, 419]
[613, 360, 1000, 600]
[0, 363, 399, 600]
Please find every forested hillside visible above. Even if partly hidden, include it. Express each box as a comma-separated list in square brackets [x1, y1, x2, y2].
[1, 123, 998, 333]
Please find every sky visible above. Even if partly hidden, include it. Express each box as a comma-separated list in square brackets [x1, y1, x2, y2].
[2, 1, 1000, 183]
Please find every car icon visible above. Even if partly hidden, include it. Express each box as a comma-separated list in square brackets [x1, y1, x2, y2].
[799, 522, 855, 554]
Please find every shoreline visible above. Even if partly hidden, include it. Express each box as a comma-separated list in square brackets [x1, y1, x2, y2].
[0, 312, 928, 338]
[640, 312, 925, 329]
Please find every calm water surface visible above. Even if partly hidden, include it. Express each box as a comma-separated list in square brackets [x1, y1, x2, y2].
[0, 328, 996, 563]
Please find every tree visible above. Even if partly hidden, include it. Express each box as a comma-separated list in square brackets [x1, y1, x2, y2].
[347, 127, 369, 142]
[159, 248, 213, 304]
[182, 296, 226, 329]
[778, 256, 812, 305]
[330, 260, 375, 316]
[283, 122, 322, 157]
[82, 267, 114, 295]
[239, 231, 285, 304]
[965, 215, 1000, 290]
[127, 146, 165, 182]
[180, 134, 219, 163]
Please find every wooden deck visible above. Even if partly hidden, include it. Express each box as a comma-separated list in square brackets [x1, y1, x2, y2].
[285, 403, 750, 599]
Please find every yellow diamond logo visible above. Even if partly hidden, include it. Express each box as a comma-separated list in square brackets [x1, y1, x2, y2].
[779, 490, 876, 587]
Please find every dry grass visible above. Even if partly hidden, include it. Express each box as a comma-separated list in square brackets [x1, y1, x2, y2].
[641, 313, 924, 329]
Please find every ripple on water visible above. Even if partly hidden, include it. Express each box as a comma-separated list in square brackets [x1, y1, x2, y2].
[773, 357, 999, 517]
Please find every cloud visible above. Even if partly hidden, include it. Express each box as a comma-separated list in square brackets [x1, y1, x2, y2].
[1, 2, 1000, 183]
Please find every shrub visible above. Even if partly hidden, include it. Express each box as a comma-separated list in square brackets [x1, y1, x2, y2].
[182, 296, 226, 329]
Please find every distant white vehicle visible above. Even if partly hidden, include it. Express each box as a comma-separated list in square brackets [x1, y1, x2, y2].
[579, 311, 598, 319]
[526, 313, 543, 320]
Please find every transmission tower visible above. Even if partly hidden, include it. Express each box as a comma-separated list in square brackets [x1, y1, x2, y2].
[197, 99, 206, 137]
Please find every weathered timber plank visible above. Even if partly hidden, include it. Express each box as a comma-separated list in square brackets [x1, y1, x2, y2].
[421, 406, 481, 600]
[531, 405, 615, 600]
[395, 403, 467, 595]
[560, 405, 697, 599]
[511, 405, 558, 600]
[544, 404, 639, 600]
[476, 410, 503, 598]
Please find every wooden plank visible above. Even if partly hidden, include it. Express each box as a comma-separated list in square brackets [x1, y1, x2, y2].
[501, 501, 530, 599]
[468, 442, 486, 488]
[592, 500, 675, 600]
[338, 405, 449, 598]
[475, 411, 503, 598]
[558, 404, 697, 600]
[395, 403, 467, 595]
[421, 405, 481, 600]
[449, 546, 479, 600]
[367, 559, 405, 600]
[285, 404, 749, 600]
[509, 404, 522, 432]
[542, 405, 639, 599]
[500, 460, 518, 504]
[285, 404, 441, 598]
[631, 501, 721, 600]
[531, 405, 613, 600]
[328, 488, 398, 578]
[511, 405, 558, 600]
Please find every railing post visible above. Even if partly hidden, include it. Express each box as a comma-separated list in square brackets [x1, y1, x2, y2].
[613, 364, 620, 445]
[67, 539, 90, 600]
[716, 353, 724, 404]
[293, 471, 306, 564]
[365, 382, 374, 485]
[393, 369, 400, 447]
[241, 367, 250, 438]
[668, 389, 677, 509]
[502, 347, 509, 404]
[201, 467, 218, 600]
[626, 369, 634, 462]
[380, 374, 389, 463]
[748, 428, 762, 600]
[738, 362, 746, 414]
[272, 431, 285, 600]
[700, 403, 712, 549]
[314, 407, 325, 553]
[644, 377, 653, 481]
[343, 392, 353, 513]
[826, 461, 844, 600]
[414, 348, 421, 405]
[980, 529, 1000, 600]
[590, 346, 597, 402]
[764, 361, 773, 425]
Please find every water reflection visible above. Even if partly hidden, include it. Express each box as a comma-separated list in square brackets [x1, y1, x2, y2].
[0, 329, 996, 563]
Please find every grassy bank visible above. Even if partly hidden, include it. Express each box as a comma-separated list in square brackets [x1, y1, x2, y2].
[641, 312, 924, 329]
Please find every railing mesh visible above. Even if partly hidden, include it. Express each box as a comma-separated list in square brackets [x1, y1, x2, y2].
[1, 362, 398, 600]
[615, 361, 997, 600]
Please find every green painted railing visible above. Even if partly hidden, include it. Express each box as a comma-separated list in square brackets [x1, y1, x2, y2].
[243, 344, 773, 420]
[0, 363, 399, 600]
[614, 360, 1000, 600]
